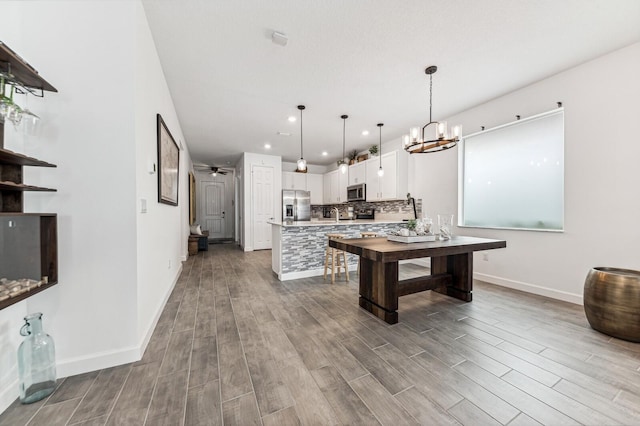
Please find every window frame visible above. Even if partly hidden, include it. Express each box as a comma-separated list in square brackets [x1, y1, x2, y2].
[457, 108, 565, 233]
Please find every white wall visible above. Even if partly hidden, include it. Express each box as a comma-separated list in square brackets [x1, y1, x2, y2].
[0, 1, 189, 412]
[411, 42, 640, 304]
[134, 3, 191, 352]
[238, 153, 282, 251]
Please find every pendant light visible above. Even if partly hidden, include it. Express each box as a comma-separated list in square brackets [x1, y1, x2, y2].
[377, 123, 384, 177]
[339, 115, 348, 174]
[296, 105, 307, 172]
[403, 66, 461, 154]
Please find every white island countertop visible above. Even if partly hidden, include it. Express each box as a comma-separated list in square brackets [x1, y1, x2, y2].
[269, 218, 409, 227]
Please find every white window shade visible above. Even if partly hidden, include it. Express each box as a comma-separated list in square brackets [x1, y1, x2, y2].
[460, 109, 564, 231]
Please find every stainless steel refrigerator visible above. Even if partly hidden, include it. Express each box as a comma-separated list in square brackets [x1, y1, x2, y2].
[282, 190, 311, 221]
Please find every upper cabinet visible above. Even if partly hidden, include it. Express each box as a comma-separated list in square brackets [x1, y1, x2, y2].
[322, 172, 331, 204]
[348, 161, 366, 185]
[323, 169, 348, 204]
[365, 150, 408, 202]
[282, 171, 324, 204]
[282, 171, 307, 190]
[306, 173, 323, 205]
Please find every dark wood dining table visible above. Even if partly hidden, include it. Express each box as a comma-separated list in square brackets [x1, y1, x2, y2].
[330, 236, 507, 324]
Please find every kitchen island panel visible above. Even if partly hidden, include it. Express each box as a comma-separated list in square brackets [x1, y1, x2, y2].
[271, 222, 405, 281]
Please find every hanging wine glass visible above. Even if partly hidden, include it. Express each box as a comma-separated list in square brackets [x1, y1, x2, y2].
[22, 109, 40, 135]
[8, 104, 23, 128]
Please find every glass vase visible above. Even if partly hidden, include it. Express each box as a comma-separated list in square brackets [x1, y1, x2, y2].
[18, 312, 57, 404]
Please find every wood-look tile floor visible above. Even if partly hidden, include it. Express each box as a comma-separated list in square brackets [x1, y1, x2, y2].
[2, 245, 640, 425]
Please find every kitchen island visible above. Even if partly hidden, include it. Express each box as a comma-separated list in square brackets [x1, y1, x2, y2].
[270, 219, 407, 280]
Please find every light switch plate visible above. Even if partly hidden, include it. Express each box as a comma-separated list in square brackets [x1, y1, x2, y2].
[140, 198, 147, 213]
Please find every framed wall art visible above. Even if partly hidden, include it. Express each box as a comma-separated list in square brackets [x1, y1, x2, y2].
[157, 113, 180, 206]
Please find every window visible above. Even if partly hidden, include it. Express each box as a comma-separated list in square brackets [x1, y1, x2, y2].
[460, 109, 564, 231]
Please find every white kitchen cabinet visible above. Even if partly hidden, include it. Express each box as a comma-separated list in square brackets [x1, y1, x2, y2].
[365, 150, 408, 201]
[323, 172, 332, 204]
[283, 171, 323, 204]
[348, 161, 366, 185]
[365, 159, 381, 201]
[338, 169, 348, 203]
[323, 169, 349, 204]
[307, 173, 323, 204]
[330, 170, 340, 203]
[282, 171, 307, 190]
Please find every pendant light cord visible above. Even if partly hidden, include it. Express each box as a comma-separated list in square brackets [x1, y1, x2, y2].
[342, 116, 346, 160]
[300, 108, 303, 159]
[378, 123, 383, 167]
[429, 73, 433, 124]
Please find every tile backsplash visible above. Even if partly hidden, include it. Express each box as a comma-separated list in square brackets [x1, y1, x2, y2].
[311, 199, 423, 218]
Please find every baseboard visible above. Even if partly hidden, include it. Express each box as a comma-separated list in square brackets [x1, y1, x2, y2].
[474, 272, 583, 305]
[138, 263, 182, 357]
[56, 345, 141, 379]
[0, 378, 18, 416]
[56, 262, 183, 379]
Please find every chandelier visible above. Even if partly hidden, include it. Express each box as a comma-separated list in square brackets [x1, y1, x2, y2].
[403, 66, 461, 154]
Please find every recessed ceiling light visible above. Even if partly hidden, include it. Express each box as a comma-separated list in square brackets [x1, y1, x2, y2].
[264, 143, 271, 149]
[288, 116, 296, 122]
[277, 132, 291, 136]
[322, 151, 328, 156]
[362, 130, 369, 136]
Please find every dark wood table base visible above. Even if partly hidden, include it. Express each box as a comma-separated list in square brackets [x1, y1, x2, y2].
[331, 236, 506, 324]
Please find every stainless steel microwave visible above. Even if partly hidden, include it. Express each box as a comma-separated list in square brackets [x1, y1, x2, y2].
[347, 183, 366, 202]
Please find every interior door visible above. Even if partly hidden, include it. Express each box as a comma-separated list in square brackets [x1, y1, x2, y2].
[201, 181, 226, 239]
[252, 165, 274, 250]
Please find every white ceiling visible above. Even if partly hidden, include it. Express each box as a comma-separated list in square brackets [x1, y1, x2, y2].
[141, 0, 640, 169]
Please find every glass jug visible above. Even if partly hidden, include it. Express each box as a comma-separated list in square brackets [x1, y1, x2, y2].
[18, 312, 56, 404]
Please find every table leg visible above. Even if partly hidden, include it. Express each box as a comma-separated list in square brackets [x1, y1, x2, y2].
[431, 253, 473, 302]
[359, 258, 399, 324]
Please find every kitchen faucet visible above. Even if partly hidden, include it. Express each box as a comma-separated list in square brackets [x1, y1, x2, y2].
[407, 193, 418, 219]
[332, 207, 340, 222]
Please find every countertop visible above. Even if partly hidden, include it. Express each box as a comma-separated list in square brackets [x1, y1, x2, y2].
[269, 218, 408, 227]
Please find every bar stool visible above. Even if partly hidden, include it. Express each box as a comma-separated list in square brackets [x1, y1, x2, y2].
[324, 233, 349, 284]
[357, 232, 378, 274]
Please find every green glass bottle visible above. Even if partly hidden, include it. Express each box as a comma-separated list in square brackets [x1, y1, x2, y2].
[17, 313, 56, 404]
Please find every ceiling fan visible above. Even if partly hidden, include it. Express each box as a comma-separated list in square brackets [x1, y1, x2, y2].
[193, 164, 232, 176]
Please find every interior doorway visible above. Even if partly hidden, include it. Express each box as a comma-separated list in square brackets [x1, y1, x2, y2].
[197, 172, 234, 241]
[251, 164, 274, 250]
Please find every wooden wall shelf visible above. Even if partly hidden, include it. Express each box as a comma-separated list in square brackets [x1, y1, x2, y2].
[0, 148, 57, 167]
[0, 41, 57, 94]
[0, 181, 56, 192]
[0, 282, 59, 311]
[0, 41, 58, 311]
[0, 213, 58, 311]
